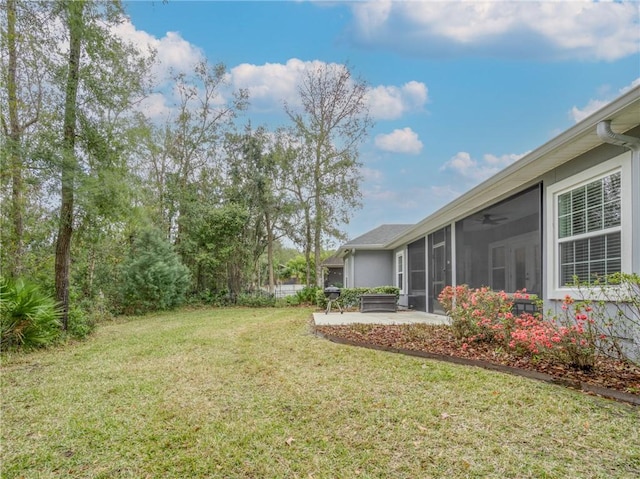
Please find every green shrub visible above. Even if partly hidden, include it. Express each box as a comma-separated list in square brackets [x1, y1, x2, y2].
[235, 291, 276, 308]
[66, 305, 97, 340]
[283, 295, 301, 306]
[295, 286, 320, 305]
[118, 229, 191, 314]
[568, 272, 640, 365]
[65, 293, 115, 341]
[315, 286, 400, 310]
[191, 289, 232, 307]
[0, 277, 62, 349]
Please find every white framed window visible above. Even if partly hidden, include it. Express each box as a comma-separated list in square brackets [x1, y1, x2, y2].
[558, 171, 621, 285]
[546, 152, 632, 298]
[396, 251, 405, 293]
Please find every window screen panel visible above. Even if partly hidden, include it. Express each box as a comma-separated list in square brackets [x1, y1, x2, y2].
[559, 231, 622, 285]
[558, 172, 621, 239]
[456, 185, 541, 295]
[571, 188, 587, 235]
[590, 235, 606, 261]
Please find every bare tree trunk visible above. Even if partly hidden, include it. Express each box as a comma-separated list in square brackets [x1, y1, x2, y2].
[313, 143, 324, 288]
[303, 205, 312, 286]
[9, 156, 24, 277]
[4, 0, 46, 278]
[265, 212, 275, 294]
[6, 0, 24, 277]
[314, 188, 323, 287]
[55, 0, 83, 330]
[85, 246, 96, 297]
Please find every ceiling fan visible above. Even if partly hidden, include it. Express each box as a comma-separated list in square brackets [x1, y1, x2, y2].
[476, 213, 508, 225]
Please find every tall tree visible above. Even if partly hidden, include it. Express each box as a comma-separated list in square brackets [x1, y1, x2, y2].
[53, 0, 152, 328]
[54, 0, 83, 329]
[272, 129, 315, 286]
[138, 60, 247, 242]
[224, 126, 296, 293]
[135, 59, 248, 299]
[285, 63, 373, 286]
[0, 0, 52, 277]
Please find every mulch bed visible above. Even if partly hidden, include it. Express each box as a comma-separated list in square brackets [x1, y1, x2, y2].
[314, 323, 640, 405]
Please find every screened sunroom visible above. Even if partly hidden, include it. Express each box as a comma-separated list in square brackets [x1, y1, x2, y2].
[454, 185, 542, 297]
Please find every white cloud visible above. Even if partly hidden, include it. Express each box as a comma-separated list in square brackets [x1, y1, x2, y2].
[349, 1, 640, 61]
[360, 166, 384, 182]
[570, 78, 640, 122]
[113, 20, 209, 121]
[230, 58, 428, 119]
[430, 184, 462, 202]
[229, 58, 325, 111]
[440, 151, 526, 183]
[113, 21, 430, 122]
[402, 81, 429, 104]
[374, 128, 423, 154]
[441, 152, 477, 177]
[114, 19, 204, 82]
[363, 186, 398, 202]
[620, 77, 640, 94]
[570, 99, 610, 123]
[484, 152, 526, 167]
[154, 31, 204, 76]
[137, 92, 173, 120]
[366, 81, 428, 120]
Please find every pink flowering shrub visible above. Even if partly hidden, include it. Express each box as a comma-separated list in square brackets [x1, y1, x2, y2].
[509, 313, 556, 355]
[439, 285, 599, 370]
[438, 285, 524, 347]
[508, 296, 597, 370]
[438, 285, 475, 340]
[548, 296, 598, 370]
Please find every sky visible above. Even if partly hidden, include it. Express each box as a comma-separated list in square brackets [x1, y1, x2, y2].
[121, 0, 640, 245]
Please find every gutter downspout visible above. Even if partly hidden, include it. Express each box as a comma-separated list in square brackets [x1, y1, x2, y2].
[351, 249, 356, 288]
[596, 120, 640, 274]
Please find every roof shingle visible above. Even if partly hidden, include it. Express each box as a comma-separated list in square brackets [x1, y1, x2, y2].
[343, 224, 414, 247]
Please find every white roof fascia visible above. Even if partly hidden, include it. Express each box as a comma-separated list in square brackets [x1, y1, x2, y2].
[342, 243, 386, 250]
[338, 243, 386, 257]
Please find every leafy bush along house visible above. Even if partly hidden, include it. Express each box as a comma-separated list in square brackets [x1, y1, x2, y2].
[338, 86, 640, 346]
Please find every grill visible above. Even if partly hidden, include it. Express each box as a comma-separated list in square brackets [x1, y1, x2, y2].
[323, 286, 343, 314]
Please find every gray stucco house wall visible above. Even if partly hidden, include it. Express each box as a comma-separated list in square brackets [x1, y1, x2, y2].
[341, 224, 413, 289]
[350, 250, 394, 288]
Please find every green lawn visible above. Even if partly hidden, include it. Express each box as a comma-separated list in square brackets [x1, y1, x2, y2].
[1, 307, 638, 478]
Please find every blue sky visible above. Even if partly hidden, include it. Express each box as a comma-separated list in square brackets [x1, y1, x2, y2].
[121, 0, 640, 244]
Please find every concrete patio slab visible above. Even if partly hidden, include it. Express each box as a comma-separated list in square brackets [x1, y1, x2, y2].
[313, 310, 450, 326]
